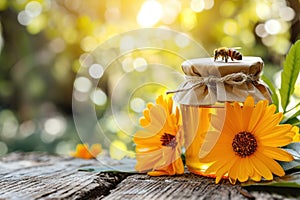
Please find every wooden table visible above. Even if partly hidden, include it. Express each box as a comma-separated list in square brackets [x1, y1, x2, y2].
[0, 152, 298, 200]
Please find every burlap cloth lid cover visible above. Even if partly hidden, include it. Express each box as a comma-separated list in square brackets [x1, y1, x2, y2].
[173, 56, 272, 106]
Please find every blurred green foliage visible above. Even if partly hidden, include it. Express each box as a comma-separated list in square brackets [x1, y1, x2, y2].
[0, 0, 299, 157]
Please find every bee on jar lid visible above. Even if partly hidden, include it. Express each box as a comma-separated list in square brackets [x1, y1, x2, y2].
[213, 47, 242, 62]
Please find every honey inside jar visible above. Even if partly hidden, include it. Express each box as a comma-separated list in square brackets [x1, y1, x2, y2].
[181, 104, 225, 176]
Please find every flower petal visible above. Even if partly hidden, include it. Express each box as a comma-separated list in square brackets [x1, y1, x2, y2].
[228, 158, 240, 181]
[205, 154, 235, 175]
[237, 159, 250, 182]
[258, 124, 292, 139]
[250, 154, 273, 180]
[247, 100, 268, 132]
[253, 112, 283, 135]
[241, 96, 254, 130]
[244, 96, 255, 107]
[243, 157, 253, 177]
[214, 157, 237, 183]
[260, 136, 293, 147]
[261, 146, 294, 161]
[255, 151, 285, 177]
[251, 171, 262, 182]
[232, 102, 244, 131]
[225, 103, 242, 133]
[200, 137, 234, 162]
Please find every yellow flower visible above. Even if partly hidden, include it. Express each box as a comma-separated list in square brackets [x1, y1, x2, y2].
[202, 96, 295, 184]
[134, 95, 184, 176]
[70, 143, 102, 159]
[292, 126, 300, 142]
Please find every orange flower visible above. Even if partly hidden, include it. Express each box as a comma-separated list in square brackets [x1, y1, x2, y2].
[70, 143, 102, 159]
[201, 96, 295, 184]
[134, 95, 184, 176]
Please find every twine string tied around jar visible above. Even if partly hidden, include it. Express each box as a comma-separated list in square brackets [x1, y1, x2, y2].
[166, 72, 258, 95]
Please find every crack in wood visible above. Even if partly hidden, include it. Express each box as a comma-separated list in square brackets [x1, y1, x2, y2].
[72, 172, 130, 200]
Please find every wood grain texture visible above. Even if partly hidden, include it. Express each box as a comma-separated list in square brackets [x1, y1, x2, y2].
[0, 152, 128, 200]
[104, 174, 300, 200]
[0, 152, 298, 200]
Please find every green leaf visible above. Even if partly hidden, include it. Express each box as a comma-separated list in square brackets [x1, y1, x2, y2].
[279, 40, 300, 112]
[261, 74, 279, 111]
[283, 142, 300, 158]
[288, 109, 300, 122]
[283, 110, 300, 125]
[279, 160, 300, 172]
[280, 142, 300, 171]
[285, 102, 300, 114]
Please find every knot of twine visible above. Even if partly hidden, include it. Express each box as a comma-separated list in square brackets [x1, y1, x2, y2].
[167, 72, 258, 95]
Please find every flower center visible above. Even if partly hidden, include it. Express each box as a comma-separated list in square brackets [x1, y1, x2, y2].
[160, 133, 177, 148]
[232, 131, 257, 158]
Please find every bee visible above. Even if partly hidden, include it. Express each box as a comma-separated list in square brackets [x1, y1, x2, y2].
[213, 47, 242, 62]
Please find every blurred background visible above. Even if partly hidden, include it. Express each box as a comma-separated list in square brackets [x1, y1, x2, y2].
[0, 0, 299, 157]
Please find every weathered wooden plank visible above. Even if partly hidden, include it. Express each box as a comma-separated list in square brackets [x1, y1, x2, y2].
[103, 173, 299, 200]
[0, 152, 299, 200]
[0, 152, 128, 200]
[102, 173, 247, 200]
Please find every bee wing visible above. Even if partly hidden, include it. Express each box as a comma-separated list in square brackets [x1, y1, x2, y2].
[230, 47, 242, 50]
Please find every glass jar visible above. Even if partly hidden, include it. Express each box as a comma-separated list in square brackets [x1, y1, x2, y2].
[181, 104, 225, 176]
[173, 57, 272, 176]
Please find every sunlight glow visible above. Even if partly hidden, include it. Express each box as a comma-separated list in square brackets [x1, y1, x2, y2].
[137, 0, 163, 27]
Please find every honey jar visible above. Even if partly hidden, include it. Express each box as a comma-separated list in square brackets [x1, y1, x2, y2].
[172, 57, 272, 176]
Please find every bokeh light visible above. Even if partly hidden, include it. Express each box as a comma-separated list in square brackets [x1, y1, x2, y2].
[25, 1, 42, 17]
[90, 89, 107, 106]
[133, 57, 147, 72]
[190, 0, 205, 13]
[89, 64, 104, 79]
[74, 77, 92, 93]
[130, 98, 146, 113]
[0, 0, 299, 157]
[265, 19, 281, 35]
